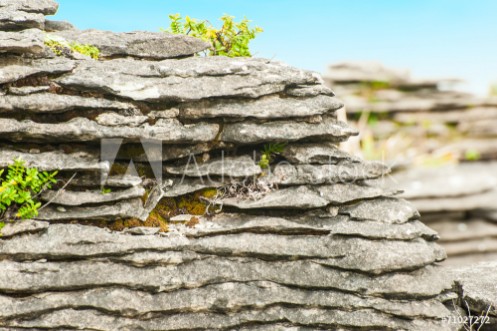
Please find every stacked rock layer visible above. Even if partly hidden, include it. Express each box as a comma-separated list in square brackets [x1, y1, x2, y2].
[0, 2, 460, 330]
[378, 163, 497, 267]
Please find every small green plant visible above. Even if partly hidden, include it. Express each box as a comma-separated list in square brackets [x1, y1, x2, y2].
[101, 187, 112, 195]
[45, 35, 100, 59]
[0, 159, 58, 227]
[259, 143, 286, 169]
[464, 149, 481, 161]
[165, 14, 262, 57]
[44, 38, 66, 56]
[69, 42, 100, 59]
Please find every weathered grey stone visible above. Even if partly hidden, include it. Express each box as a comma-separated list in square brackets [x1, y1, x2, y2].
[339, 198, 420, 224]
[282, 142, 360, 164]
[325, 62, 409, 84]
[0, 56, 75, 85]
[0, 306, 450, 331]
[55, 57, 321, 102]
[223, 184, 397, 210]
[179, 94, 342, 119]
[0, 224, 443, 274]
[162, 178, 212, 197]
[0, 257, 450, 299]
[0, 28, 43, 54]
[443, 238, 497, 256]
[381, 163, 497, 200]
[0, 28, 454, 330]
[445, 138, 497, 161]
[471, 209, 497, 222]
[430, 219, 497, 242]
[317, 183, 399, 205]
[0, 117, 220, 143]
[341, 93, 478, 113]
[95, 112, 148, 127]
[7, 85, 50, 95]
[166, 155, 261, 178]
[0, 9, 45, 30]
[0, 220, 48, 238]
[394, 107, 497, 125]
[35, 199, 146, 221]
[0, 0, 58, 15]
[223, 185, 328, 210]
[408, 189, 497, 213]
[41, 186, 145, 206]
[182, 213, 438, 241]
[44, 19, 75, 32]
[55, 29, 210, 59]
[147, 108, 179, 119]
[0, 149, 109, 172]
[70, 174, 143, 188]
[123, 227, 160, 235]
[0, 283, 449, 321]
[192, 234, 445, 272]
[285, 84, 335, 97]
[268, 161, 389, 185]
[443, 252, 497, 267]
[459, 119, 497, 137]
[114, 142, 214, 162]
[222, 117, 358, 144]
[450, 262, 497, 319]
[0, 93, 138, 114]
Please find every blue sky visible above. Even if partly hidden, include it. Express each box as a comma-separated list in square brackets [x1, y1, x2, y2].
[53, 0, 497, 95]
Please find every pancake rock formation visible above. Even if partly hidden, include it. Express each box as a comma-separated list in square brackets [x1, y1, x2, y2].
[0, 2, 469, 330]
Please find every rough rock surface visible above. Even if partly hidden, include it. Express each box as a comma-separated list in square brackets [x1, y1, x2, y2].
[0, 28, 44, 54]
[0, 3, 457, 330]
[54, 29, 211, 59]
[448, 262, 497, 329]
[377, 162, 497, 266]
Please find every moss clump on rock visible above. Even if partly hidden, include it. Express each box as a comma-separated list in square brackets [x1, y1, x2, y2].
[106, 188, 219, 233]
[44, 35, 100, 59]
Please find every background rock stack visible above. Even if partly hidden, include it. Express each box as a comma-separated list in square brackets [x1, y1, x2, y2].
[0, 1, 461, 330]
[324, 62, 497, 163]
[324, 62, 497, 267]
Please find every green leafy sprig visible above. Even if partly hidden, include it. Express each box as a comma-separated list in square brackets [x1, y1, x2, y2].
[165, 14, 262, 57]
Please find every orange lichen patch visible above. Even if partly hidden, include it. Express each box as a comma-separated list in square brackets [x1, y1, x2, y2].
[177, 188, 219, 216]
[108, 214, 168, 233]
[143, 212, 169, 232]
[185, 216, 200, 229]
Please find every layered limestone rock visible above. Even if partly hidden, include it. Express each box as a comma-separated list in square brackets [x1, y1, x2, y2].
[376, 162, 497, 267]
[448, 262, 497, 329]
[0, 3, 460, 330]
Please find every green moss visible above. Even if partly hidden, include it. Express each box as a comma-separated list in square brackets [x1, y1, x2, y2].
[44, 39, 65, 56]
[177, 188, 219, 215]
[109, 162, 154, 178]
[69, 42, 100, 59]
[44, 36, 100, 60]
